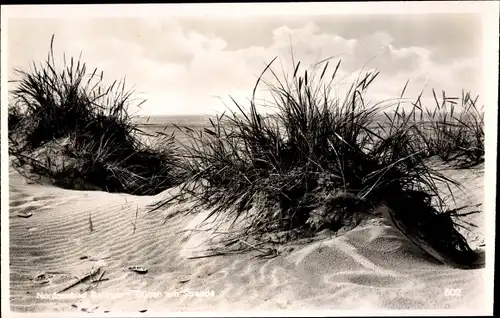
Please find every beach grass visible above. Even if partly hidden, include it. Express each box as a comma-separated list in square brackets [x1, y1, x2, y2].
[149, 56, 483, 267]
[410, 89, 484, 168]
[8, 35, 183, 195]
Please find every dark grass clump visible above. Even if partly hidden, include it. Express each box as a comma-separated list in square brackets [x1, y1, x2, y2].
[150, 56, 481, 268]
[411, 89, 484, 168]
[8, 35, 183, 195]
[8, 102, 24, 134]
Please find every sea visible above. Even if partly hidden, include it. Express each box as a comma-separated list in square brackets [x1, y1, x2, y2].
[133, 114, 214, 147]
[132, 112, 478, 150]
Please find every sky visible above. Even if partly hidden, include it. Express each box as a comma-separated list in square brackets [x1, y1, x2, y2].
[3, 4, 491, 116]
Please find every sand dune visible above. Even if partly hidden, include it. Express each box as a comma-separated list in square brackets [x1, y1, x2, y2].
[7, 163, 487, 314]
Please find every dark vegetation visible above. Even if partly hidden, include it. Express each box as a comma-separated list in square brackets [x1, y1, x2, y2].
[412, 89, 484, 168]
[150, 55, 484, 268]
[8, 36, 183, 195]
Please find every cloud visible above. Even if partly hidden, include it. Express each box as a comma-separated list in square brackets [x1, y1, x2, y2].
[6, 16, 482, 115]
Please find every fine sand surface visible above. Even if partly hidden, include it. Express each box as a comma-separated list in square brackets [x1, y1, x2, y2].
[8, 161, 486, 314]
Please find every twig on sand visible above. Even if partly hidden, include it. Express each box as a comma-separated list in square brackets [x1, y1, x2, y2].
[94, 269, 106, 282]
[239, 239, 275, 256]
[90, 270, 108, 285]
[130, 205, 139, 234]
[187, 252, 231, 259]
[57, 266, 102, 294]
[88, 213, 94, 232]
[82, 270, 108, 292]
[90, 278, 110, 284]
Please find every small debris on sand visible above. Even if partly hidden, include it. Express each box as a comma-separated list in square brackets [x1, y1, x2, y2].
[17, 212, 33, 218]
[128, 266, 148, 274]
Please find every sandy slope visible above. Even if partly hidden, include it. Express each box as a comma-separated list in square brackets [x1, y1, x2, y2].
[7, 163, 488, 314]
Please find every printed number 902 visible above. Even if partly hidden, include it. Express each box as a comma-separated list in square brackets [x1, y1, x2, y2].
[444, 288, 462, 297]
